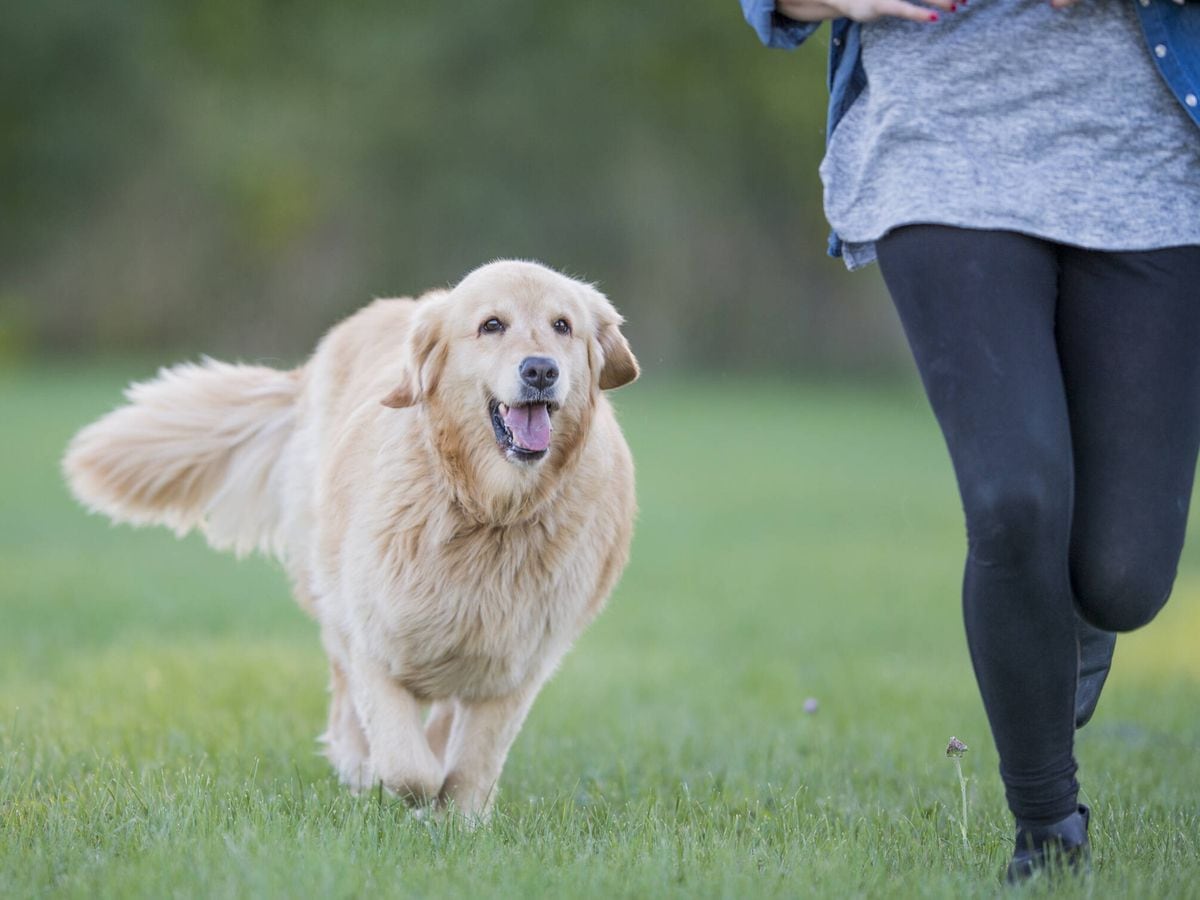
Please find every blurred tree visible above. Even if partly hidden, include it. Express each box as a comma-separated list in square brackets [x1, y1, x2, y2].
[0, 0, 905, 373]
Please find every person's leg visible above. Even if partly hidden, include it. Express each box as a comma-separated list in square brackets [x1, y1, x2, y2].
[1073, 618, 1115, 729]
[875, 225, 1082, 826]
[1057, 244, 1200, 633]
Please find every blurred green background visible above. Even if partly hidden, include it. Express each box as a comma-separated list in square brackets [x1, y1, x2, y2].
[0, 0, 904, 373]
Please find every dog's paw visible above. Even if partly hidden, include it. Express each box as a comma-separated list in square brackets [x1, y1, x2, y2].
[338, 761, 379, 795]
[319, 732, 376, 793]
[411, 797, 489, 829]
[330, 755, 378, 794]
[372, 754, 443, 805]
[437, 772, 496, 823]
[410, 803, 445, 825]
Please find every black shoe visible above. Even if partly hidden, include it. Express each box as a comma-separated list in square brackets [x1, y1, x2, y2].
[1005, 805, 1091, 884]
[1075, 617, 1116, 730]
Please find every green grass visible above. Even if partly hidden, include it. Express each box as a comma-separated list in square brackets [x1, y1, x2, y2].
[2, 362, 1199, 898]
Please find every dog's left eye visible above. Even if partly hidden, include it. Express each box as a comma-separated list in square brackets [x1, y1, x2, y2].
[553, 319, 572, 336]
[479, 318, 505, 335]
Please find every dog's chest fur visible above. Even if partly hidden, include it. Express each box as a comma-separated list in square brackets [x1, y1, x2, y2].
[328, 468, 615, 703]
[389, 516, 598, 700]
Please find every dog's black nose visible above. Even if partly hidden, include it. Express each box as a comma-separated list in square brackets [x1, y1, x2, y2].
[519, 356, 559, 390]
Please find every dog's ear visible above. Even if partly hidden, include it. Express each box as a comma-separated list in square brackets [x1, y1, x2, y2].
[380, 378, 419, 409]
[381, 306, 445, 408]
[597, 319, 639, 390]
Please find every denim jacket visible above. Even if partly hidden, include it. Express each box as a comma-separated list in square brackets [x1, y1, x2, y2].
[740, 0, 1200, 258]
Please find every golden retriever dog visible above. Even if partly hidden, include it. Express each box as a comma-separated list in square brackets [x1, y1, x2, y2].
[63, 260, 638, 820]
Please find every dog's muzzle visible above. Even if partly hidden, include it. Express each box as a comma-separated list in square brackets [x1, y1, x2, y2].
[489, 390, 559, 462]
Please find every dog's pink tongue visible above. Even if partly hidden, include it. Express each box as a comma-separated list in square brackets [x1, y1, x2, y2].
[503, 403, 552, 452]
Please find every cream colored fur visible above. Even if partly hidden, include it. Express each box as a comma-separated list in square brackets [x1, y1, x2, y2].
[63, 260, 638, 820]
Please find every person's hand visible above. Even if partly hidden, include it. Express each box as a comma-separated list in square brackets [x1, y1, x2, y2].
[1048, 0, 1080, 8]
[775, 0, 957, 24]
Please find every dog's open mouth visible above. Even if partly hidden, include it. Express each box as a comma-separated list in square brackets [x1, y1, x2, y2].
[490, 399, 557, 461]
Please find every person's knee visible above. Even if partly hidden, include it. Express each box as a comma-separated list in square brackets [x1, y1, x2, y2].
[1072, 555, 1174, 632]
[963, 476, 1065, 569]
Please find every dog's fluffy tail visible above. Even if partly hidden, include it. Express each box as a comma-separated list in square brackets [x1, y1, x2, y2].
[63, 358, 302, 557]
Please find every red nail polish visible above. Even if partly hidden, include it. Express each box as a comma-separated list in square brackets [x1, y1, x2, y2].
[929, 11, 939, 20]
[950, 3, 957, 9]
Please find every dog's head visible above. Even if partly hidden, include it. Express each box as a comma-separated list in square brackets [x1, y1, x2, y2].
[381, 260, 636, 487]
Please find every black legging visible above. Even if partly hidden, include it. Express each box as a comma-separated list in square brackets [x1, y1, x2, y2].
[875, 226, 1200, 826]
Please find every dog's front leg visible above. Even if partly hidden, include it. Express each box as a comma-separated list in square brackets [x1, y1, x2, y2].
[425, 700, 457, 764]
[348, 655, 443, 804]
[439, 682, 541, 821]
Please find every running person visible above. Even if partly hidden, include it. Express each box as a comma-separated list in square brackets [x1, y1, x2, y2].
[740, 0, 1200, 881]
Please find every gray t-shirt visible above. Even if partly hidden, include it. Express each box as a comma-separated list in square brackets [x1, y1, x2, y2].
[819, 0, 1200, 270]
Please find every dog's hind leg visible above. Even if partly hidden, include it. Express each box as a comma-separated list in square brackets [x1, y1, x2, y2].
[348, 654, 443, 804]
[319, 657, 374, 792]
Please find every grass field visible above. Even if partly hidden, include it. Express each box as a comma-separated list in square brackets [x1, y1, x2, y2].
[2, 362, 1199, 898]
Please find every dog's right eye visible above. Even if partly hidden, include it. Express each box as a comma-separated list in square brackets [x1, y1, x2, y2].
[479, 318, 505, 335]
